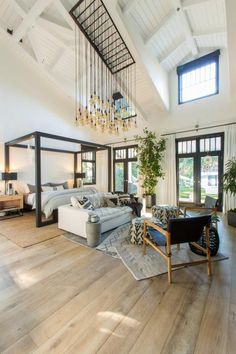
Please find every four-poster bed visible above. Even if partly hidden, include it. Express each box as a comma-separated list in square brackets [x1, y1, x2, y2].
[5, 131, 112, 227]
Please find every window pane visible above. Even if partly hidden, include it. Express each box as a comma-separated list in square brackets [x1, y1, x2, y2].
[128, 161, 138, 194]
[179, 56, 218, 104]
[178, 157, 194, 202]
[216, 137, 221, 150]
[115, 162, 124, 192]
[128, 147, 137, 159]
[192, 140, 196, 153]
[82, 162, 95, 184]
[178, 142, 183, 154]
[200, 156, 219, 203]
[115, 149, 126, 159]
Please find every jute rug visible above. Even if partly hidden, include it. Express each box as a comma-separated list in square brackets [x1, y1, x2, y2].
[66, 223, 228, 280]
[0, 213, 64, 248]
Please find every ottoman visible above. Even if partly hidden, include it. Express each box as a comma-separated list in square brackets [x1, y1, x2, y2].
[152, 205, 179, 227]
[130, 216, 163, 245]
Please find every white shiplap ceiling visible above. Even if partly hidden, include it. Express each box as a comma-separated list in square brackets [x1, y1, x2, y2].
[119, 0, 226, 72]
[0, 0, 228, 125]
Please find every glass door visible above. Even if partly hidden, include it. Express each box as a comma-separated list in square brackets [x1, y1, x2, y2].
[200, 155, 219, 203]
[176, 133, 224, 209]
[113, 146, 138, 194]
[178, 157, 195, 203]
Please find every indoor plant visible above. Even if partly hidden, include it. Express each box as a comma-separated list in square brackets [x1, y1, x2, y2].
[135, 128, 166, 208]
[223, 158, 236, 227]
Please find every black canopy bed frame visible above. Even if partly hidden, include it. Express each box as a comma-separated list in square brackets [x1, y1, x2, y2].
[5, 131, 112, 227]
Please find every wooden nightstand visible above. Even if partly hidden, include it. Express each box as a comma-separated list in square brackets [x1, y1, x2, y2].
[0, 194, 23, 220]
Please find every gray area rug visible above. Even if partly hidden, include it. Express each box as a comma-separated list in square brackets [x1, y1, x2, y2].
[64, 223, 228, 281]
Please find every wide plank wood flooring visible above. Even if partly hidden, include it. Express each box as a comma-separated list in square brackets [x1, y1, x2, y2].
[0, 214, 235, 354]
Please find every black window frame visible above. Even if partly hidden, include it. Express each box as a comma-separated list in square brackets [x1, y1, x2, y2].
[177, 50, 220, 105]
[81, 151, 96, 185]
[113, 145, 138, 194]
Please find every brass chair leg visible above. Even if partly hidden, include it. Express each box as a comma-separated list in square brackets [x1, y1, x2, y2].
[143, 239, 147, 255]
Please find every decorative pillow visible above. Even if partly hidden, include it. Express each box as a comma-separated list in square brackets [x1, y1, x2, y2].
[104, 198, 117, 207]
[71, 196, 94, 210]
[118, 194, 131, 206]
[27, 184, 38, 193]
[50, 182, 69, 189]
[86, 194, 103, 208]
[42, 186, 54, 192]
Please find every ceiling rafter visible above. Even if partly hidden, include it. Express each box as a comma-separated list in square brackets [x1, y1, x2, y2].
[192, 28, 226, 39]
[122, 0, 140, 15]
[159, 37, 188, 64]
[27, 28, 46, 66]
[182, 0, 211, 9]
[37, 16, 74, 39]
[0, 26, 74, 100]
[171, 0, 198, 56]
[144, 9, 176, 44]
[13, 0, 53, 42]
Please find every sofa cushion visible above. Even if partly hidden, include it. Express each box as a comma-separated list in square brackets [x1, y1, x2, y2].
[93, 206, 132, 222]
[71, 196, 94, 210]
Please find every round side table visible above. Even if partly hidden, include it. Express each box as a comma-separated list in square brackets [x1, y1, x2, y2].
[86, 221, 101, 247]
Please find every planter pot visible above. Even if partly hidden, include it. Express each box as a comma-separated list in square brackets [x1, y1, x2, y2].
[144, 194, 156, 208]
[227, 211, 236, 227]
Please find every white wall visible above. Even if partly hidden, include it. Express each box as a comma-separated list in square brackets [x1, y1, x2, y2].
[0, 37, 111, 191]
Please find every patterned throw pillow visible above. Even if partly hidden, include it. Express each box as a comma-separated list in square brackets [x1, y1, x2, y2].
[118, 194, 131, 206]
[71, 196, 94, 210]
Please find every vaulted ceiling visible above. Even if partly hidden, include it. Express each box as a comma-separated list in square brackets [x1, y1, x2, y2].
[0, 0, 229, 128]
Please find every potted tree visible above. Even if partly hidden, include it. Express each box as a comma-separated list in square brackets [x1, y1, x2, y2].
[135, 128, 166, 208]
[223, 158, 236, 227]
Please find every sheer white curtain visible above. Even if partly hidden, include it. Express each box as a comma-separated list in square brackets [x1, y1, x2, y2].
[224, 124, 236, 212]
[157, 135, 177, 205]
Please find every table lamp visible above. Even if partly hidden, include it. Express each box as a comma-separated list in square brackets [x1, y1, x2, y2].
[75, 172, 86, 188]
[1, 172, 17, 195]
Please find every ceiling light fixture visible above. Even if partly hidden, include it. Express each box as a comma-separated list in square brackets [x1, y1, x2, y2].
[70, 0, 137, 135]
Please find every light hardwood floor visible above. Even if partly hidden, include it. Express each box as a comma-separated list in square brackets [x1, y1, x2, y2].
[0, 215, 235, 354]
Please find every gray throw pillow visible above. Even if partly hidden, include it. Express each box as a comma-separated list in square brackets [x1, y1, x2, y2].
[49, 182, 68, 189]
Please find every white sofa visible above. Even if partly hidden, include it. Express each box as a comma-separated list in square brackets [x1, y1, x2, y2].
[58, 204, 133, 238]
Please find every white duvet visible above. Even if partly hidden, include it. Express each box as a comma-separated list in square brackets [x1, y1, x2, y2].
[30, 188, 96, 218]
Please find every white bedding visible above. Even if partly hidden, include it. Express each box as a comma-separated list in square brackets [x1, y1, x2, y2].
[27, 187, 98, 218]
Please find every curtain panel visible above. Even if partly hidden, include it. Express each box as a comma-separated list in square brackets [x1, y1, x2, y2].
[157, 135, 177, 206]
[224, 125, 236, 212]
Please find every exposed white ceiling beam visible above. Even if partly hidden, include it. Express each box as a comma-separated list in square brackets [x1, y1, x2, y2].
[0, 26, 74, 100]
[182, 0, 211, 10]
[53, 0, 76, 32]
[27, 28, 45, 66]
[37, 17, 74, 39]
[192, 29, 226, 38]
[13, 0, 53, 42]
[171, 0, 198, 56]
[122, 0, 140, 14]
[159, 38, 187, 64]
[9, 0, 26, 18]
[144, 9, 176, 44]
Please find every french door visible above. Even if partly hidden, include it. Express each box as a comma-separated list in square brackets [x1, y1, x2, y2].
[113, 145, 138, 194]
[176, 133, 224, 210]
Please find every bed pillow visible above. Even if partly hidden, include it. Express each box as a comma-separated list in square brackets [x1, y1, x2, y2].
[42, 186, 54, 192]
[50, 182, 69, 189]
[27, 184, 42, 193]
[71, 196, 94, 210]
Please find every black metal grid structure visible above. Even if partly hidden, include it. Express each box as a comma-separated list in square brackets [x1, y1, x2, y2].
[70, 0, 135, 74]
[5, 131, 112, 227]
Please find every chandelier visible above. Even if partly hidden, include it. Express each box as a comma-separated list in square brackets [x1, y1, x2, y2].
[70, 0, 137, 135]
